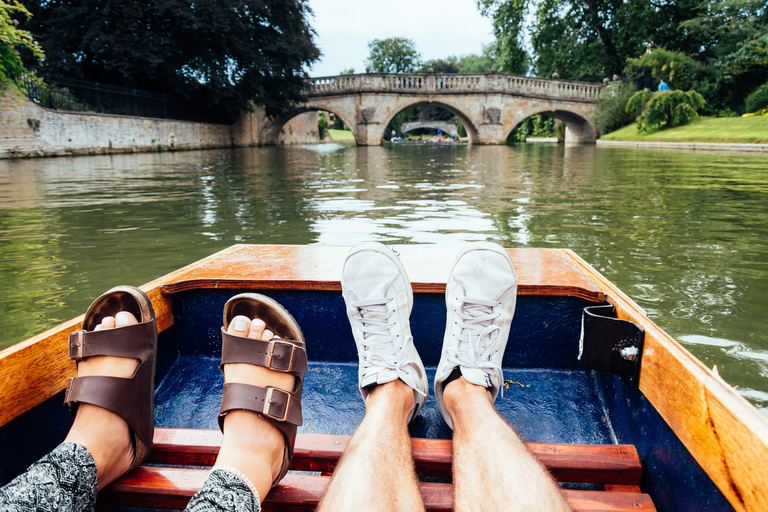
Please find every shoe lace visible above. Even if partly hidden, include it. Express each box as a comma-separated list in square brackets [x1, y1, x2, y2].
[352, 298, 426, 397]
[446, 296, 504, 393]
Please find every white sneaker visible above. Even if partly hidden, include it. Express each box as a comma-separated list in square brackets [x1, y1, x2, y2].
[341, 242, 428, 423]
[434, 242, 517, 429]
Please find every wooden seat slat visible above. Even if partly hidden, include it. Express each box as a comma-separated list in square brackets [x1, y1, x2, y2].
[148, 428, 642, 485]
[101, 468, 656, 512]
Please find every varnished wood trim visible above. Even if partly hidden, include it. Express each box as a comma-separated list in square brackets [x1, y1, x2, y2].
[159, 278, 606, 303]
[560, 249, 768, 512]
[101, 468, 656, 511]
[149, 428, 642, 485]
[0, 246, 239, 428]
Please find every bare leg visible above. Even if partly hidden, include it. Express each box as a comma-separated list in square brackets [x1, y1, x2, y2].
[317, 379, 425, 512]
[212, 315, 295, 500]
[64, 312, 141, 489]
[445, 377, 572, 512]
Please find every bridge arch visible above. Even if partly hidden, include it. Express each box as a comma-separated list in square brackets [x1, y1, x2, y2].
[400, 120, 460, 136]
[262, 104, 359, 145]
[503, 107, 597, 143]
[379, 99, 480, 144]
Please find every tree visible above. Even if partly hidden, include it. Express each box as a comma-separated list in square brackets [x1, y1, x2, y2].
[478, 0, 703, 80]
[22, 0, 320, 119]
[366, 38, 420, 73]
[478, 0, 528, 74]
[418, 57, 460, 74]
[0, 0, 43, 90]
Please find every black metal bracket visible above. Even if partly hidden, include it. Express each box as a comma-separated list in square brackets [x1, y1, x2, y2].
[579, 304, 645, 386]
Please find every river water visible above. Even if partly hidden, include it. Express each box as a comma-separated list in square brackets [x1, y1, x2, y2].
[2, 142, 767, 416]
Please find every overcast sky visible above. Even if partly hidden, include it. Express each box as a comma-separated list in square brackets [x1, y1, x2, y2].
[307, 0, 495, 77]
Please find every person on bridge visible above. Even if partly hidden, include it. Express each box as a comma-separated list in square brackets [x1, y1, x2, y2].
[658, 79, 670, 91]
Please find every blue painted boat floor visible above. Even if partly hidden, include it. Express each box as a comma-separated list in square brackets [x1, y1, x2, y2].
[154, 355, 616, 445]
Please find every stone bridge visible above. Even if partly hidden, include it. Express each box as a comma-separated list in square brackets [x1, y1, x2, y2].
[248, 73, 603, 145]
[400, 120, 459, 136]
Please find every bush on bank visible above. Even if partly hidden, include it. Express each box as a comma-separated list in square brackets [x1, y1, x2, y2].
[595, 81, 637, 134]
[745, 83, 768, 114]
[626, 89, 706, 132]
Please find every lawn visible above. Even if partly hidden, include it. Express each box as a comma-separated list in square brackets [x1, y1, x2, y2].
[326, 129, 355, 141]
[601, 115, 768, 144]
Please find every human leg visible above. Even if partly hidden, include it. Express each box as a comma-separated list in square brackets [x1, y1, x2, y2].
[317, 243, 428, 512]
[317, 379, 424, 512]
[434, 243, 571, 512]
[0, 286, 156, 511]
[444, 378, 571, 512]
[187, 293, 307, 512]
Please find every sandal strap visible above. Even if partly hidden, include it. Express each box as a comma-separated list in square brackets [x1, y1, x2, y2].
[219, 383, 303, 426]
[68, 321, 155, 362]
[220, 331, 308, 373]
[64, 360, 154, 447]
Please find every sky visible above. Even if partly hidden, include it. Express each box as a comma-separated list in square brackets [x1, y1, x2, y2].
[307, 0, 495, 77]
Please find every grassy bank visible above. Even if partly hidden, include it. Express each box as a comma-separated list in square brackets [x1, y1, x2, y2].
[601, 115, 768, 143]
[327, 129, 355, 141]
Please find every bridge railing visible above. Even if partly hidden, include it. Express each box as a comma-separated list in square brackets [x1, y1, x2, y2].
[306, 73, 602, 101]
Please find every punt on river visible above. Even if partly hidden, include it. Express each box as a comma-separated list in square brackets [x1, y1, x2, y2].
[1, 245, 767, 512]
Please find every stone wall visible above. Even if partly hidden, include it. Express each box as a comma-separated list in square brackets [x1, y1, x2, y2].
[1, 91, 320, 159]
[277, 111, 320, 145]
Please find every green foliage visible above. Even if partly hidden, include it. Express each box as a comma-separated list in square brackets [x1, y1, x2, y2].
[479, 0, 703, 80]
[625, 48, 705, 92]
[595, 81, 637, 133]
[418, 49, 500, 74]
[728, 33, 768, 76]
[745, 82, 768, 113]
[317, 111, 328, 139]
[22, 0, 319, 119]
[508, 114, 557, 142]
[477, 0, 528, 74]
[0, 0, 43, 89]
[626, 89, 706, 132]
[366, 38, 420, 73]
[455, 49, 498, 73]
[418, 57, 459, 74]
[339, 68, 355, 75]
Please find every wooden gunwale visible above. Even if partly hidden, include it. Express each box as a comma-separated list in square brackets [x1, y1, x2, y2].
[2, 244, 767, 511]
[560, 250, 768, 512]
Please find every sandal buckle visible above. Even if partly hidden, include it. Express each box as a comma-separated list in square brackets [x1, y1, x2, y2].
[267, 340, 295, 372]
[69, 330, 85, 360]
[263, 387, 290, 422]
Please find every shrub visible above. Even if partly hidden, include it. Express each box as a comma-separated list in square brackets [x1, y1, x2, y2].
[745, 83, 768, 114]
[595, 81, 637, 134]
[626, 89, 706, 132]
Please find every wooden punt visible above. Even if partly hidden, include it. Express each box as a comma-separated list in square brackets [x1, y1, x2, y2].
[1, 244, 767, 512]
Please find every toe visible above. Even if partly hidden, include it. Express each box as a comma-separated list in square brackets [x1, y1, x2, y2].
[261, 329, 274, 341]
[249, 319, 267, 340]
[115, 312, 138, 326]
[98, 316, 116, 331]
[228, 315, 251, 336]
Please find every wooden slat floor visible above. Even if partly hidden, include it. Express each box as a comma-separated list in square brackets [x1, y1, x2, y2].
[100, 428, 656, 511]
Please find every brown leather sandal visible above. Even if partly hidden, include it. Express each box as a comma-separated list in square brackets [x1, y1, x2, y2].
[64, 285, 157, 473]
[217, 293, 307, 488]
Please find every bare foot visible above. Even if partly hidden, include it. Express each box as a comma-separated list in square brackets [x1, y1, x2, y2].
[63, 312, 139, 489]
[215, 315, 295, 500]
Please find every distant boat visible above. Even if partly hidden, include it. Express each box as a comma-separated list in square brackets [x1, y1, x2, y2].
[1, 244, 765, 511]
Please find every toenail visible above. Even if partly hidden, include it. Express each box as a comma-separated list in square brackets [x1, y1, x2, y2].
[234, 320, 247, 331]
[116, 312, 130, 325]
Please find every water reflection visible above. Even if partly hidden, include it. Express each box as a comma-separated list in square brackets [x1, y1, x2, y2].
[1, 144, 767, 415]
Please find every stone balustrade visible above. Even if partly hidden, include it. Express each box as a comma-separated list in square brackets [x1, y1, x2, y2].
[307, 73, 602, 102]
